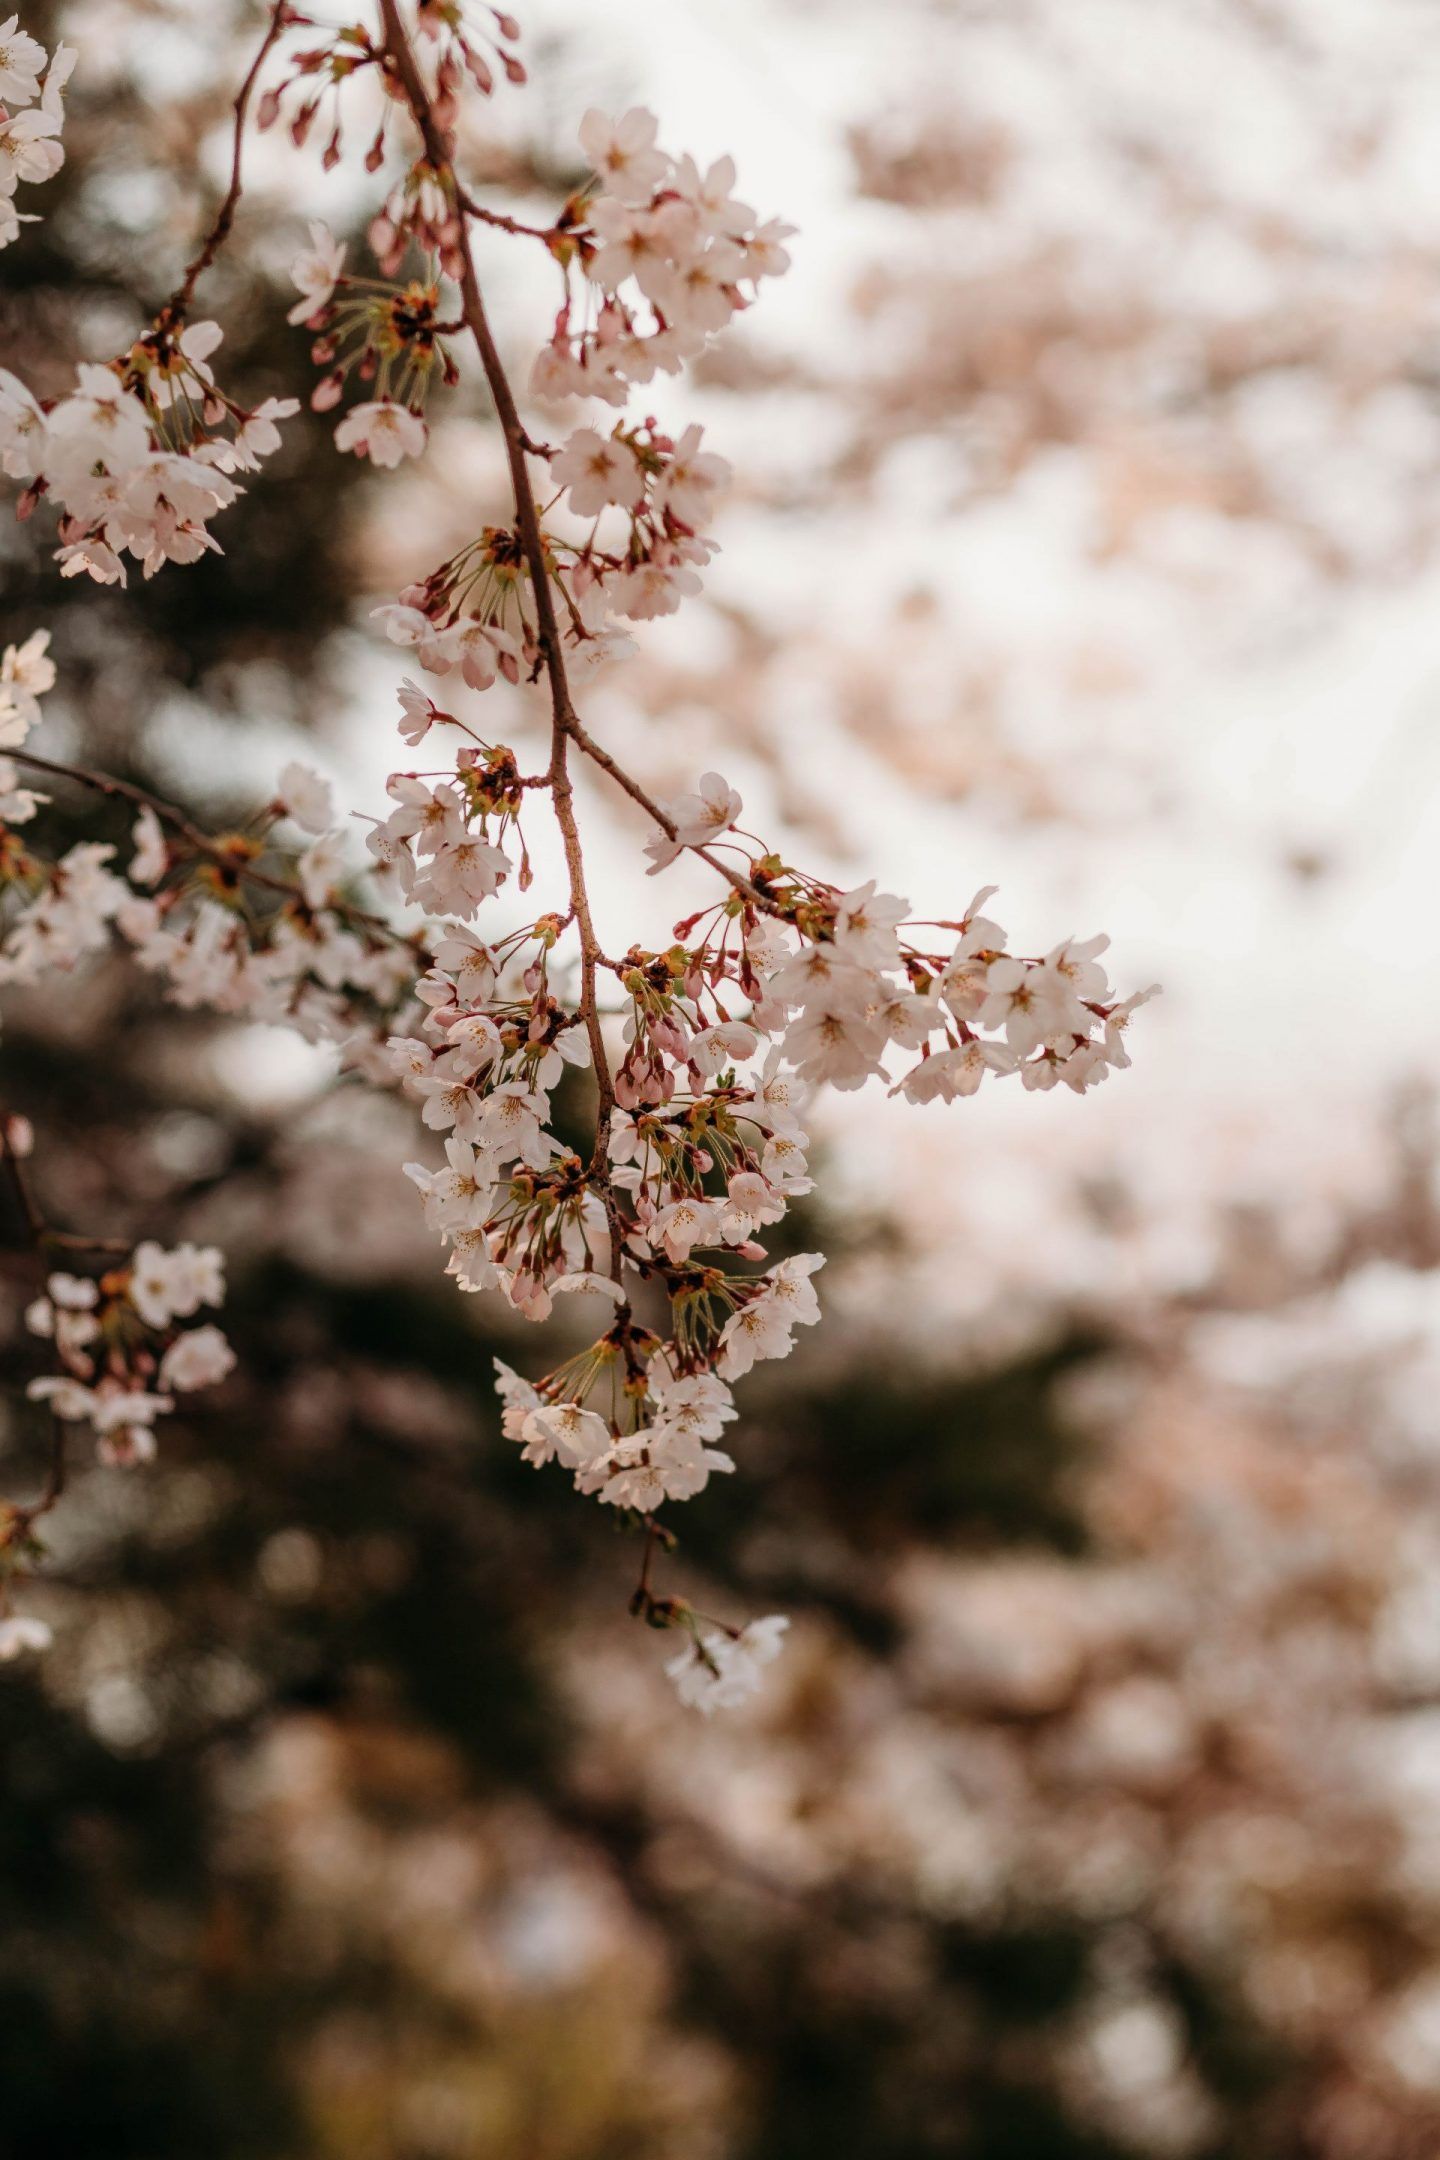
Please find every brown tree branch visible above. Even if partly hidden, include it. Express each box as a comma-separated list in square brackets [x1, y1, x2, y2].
[165, 0, 295, 317]
[374, 4, 771, 1133]
[376, 0, 622, 1212]
[10, 747, 404, 940]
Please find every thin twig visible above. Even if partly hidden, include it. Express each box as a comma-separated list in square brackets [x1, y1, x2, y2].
[564, 715, 768, 908]
[165, 0, 294, 316]
[455, 184, 555, 244]
[377, 0, 619, 1189]
[10, 747, 403, 939]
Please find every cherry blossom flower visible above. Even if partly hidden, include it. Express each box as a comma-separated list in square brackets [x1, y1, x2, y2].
[578, 106, 669, 203]
[277, 761, 335, 835]
[643, 771, 743, 872]
[716, 1297, 800, 1381]
[785, 1002, 889, 1091]
[333, 399, 427, 467]
[0, 367, 46, 474]
[552, 425, 645, 518]
[128, 1241, 225, 1330]
[118, 809, 165, 890]
[523, 1402, 611, 1473]
[0, 1613, 52, 1659]
[158, 1325, 235, 1393]
[666, 1615, 789, 1713]
[297, 831, 345, 909]
[0, 16, 46, 105]
[287, 219, 346, 323]
[654, 424, 730, 526]
[650, 1194, 725, 1263]
[896, 1039, 1016, 1104]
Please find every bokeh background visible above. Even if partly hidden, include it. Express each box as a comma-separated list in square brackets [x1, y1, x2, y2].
[6, 0, 1440, 2152]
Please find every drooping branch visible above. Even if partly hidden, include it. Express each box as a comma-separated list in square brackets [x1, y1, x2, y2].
[374, 0, 774, 1187]
[0, 0, 1149, 1703]
[375, 0, 623, 1217]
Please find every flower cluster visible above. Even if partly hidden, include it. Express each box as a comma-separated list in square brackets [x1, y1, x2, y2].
[0, 14, 71, 251]
[360, 106, 785, 677]
[389, 922, 595, 1304]
[549, 416, 730, 622]
[0, 685, 418, 1066]
[289, 220, 454, 466]
[0, 833, 125, 985]
[122, 767, 419, 1062]
[0, 322, 297, 583]
[364, 743, 527, 918]
[25, 1242, 233, 1469]
[533, 107, 794, 406]
[0, 625, 54, 827]
[383, 746, 1149, 1691]
[375, 412, 731, 686]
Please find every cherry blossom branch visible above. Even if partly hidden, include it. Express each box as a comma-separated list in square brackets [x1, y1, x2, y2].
[376, 0, 621, 1186]
[562, 714, 769, 910]
[14, 745, 259, 869]
[0, 2, 1152, 1709]
[9, 746, 401, 936]
[453, 185, 555, 244]
[0, 1110, 128, 1261]
[166, 0, 296, 315]
[376, 0, 771, 1180]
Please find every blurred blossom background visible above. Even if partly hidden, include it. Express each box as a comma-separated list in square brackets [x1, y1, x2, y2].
[7, 0, 1440, 2152]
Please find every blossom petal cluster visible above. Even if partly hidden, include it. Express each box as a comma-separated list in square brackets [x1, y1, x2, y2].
[353, 95, 1151, 1713]
[25, 1243, 233, 1469]
[665, 1613, 789, 1714]
[382, 746, 1150, 1721]
[0, 326, 298, 583]
[533, 107, 794, 406]
[0, 15, 71, 251]
[0, 713, 417, 1067]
